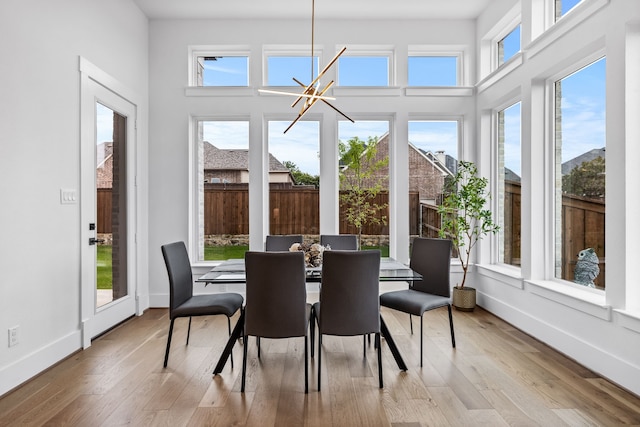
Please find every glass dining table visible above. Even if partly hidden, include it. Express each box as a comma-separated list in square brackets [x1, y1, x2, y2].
[197, 257, 422, 374]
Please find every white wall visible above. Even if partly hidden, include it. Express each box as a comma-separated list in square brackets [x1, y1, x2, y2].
[0, 0, 148, 396]
[474, 0, 640, 396]
[147, 18, 477, 306]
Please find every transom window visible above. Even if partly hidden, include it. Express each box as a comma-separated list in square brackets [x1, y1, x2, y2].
[498, 24, 521, 66]
[266, 56, 319, 86]
[556, 0, 583, 20]
[408, 56, 458, 86]
[338, 56, 390, 86]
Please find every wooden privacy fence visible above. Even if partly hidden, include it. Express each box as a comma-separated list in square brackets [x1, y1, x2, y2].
[99, 181, 605, 286]
[200, 184, 420, 236]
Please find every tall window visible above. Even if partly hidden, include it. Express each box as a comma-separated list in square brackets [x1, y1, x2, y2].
[268, 121, 320, 237]
[498, 25, 521, 66]
[338, 56, 389, 86]
[408, 56, 458, 86]
[338, 121, 390, 254]
[196, 120, 250, 261]
[195, 56, 249, 86]
[408, 121, 459, 244]
[554, 57, 606, 289]
[497, 102, 521, 266]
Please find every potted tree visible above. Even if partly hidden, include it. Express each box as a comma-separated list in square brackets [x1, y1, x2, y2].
[438, 161, 499, 311]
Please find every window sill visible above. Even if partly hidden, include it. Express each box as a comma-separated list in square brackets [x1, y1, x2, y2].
[527, 0, 609, 59]
[185, 86, 254, 97]
[477, 264, 524, 289]
[405, 86, 474, 97]
[476, 53, 523, 93]
[333, 87, 402, 97]
[526, 279, 610, 320]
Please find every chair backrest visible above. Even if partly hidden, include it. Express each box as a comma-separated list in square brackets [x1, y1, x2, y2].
[320, 234, 358, 250]
[161, 241, 194, 314]
[265, 234, 303, 251]
[318, 250, 381, 336]
[244, 251, 308, 338]
[409, 238, 452, 297]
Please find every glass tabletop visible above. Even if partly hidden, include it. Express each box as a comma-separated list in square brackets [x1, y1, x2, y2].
[197, 257, 422, 284]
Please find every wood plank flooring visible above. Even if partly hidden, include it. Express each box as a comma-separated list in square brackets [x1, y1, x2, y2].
[1, 307, 639, 426]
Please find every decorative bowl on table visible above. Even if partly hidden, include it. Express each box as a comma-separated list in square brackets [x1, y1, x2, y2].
[289, 242, 329, 268]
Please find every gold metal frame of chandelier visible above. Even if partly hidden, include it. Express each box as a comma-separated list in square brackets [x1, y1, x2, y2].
[258, 0, 354, 133]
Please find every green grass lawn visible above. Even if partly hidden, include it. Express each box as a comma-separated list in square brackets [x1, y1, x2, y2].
[97, 245, 112, 289]
[204, 245, 389, 260]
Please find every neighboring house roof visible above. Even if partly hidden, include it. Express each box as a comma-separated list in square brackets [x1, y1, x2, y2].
[562, 147, 605, 175]
[505, 167, 521, 183]
[203, 142, 289, 172]
[418, 147, 456, 177]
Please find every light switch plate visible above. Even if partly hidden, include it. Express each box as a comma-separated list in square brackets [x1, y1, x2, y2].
[60, 189, 78, 204]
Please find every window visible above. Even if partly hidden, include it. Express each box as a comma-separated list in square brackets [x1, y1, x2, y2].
[268, 121, 320, 236]
[195, 56, 249, 86]
[497, 102, 521, 266]
[408, 56, 458, 86]
[553, 57, 606, 289]
[498, 25, 521, 66]
[338, 56, 389, 86]
[408, 121, 459, 249]
[556, 0, 583, 20]
[266, 56, 319, 86]
[338, 121, 390, 254]
[195, 120, 250, 261]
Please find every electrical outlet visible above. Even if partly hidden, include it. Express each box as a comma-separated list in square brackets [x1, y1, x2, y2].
[8, 326, 19, 347]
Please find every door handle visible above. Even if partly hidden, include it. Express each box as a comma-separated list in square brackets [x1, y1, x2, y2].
[89, 237, 105, 245]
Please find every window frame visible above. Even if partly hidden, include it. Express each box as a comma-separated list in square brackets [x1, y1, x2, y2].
[408, 45, 467, 87]
[546, 52, 607, 291]
[188, 45, 251, 87]
[336, 46, 395, 87]
[262, 45, 323, 87]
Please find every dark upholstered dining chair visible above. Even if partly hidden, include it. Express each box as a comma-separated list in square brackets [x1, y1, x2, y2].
[379, 237, 455, 367]
[313, 250, 382, 390]
[320, 234, 358, 250]
[161, 241, 244, 368]
[242, 251, 313, 393]
[265, 234, 303, 251]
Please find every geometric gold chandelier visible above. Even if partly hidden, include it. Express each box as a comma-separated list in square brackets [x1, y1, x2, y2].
[258, 0, 353, 133]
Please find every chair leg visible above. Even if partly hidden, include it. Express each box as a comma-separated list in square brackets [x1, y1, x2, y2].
[409, 314, 413, 334]
[363, 335, 367, 359]
[420, 314, 424, 367]
[310, 310, 316, 358]
[163, 318, 175, 368]
[376, 332, 383, 388]
[448, 305, 456, 348]
[241, 334, 248, 392]
[227, 317, 234, 369]
[304, 335, 309, 394]
[317, 334, 322, 391]
[186, 317, 192, 345]
[257, 337, 261, 359]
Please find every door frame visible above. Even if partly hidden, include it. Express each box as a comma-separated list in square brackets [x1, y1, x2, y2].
[79, 57, 143, 348]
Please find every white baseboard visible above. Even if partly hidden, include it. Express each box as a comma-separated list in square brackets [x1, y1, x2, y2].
[0, 331, 81, 397]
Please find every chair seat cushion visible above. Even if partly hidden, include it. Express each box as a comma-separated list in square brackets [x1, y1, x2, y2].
[379, 289, 450, 316]
[172, 292, 243, 318]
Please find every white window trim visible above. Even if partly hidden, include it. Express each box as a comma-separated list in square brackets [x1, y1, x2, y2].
[545, 52, 607, 291]
[188, 45, 251, 88]
[408, 44, 468, 87]
[189, 115, 251, 266]
[335, 45, 395, 87]
[262, 44, 324, 88]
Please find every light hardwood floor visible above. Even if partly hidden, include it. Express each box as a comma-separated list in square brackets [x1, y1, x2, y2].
[1, 307, 639, 426]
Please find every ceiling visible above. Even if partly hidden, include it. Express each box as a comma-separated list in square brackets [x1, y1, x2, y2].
[132, 0, 493, 21]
